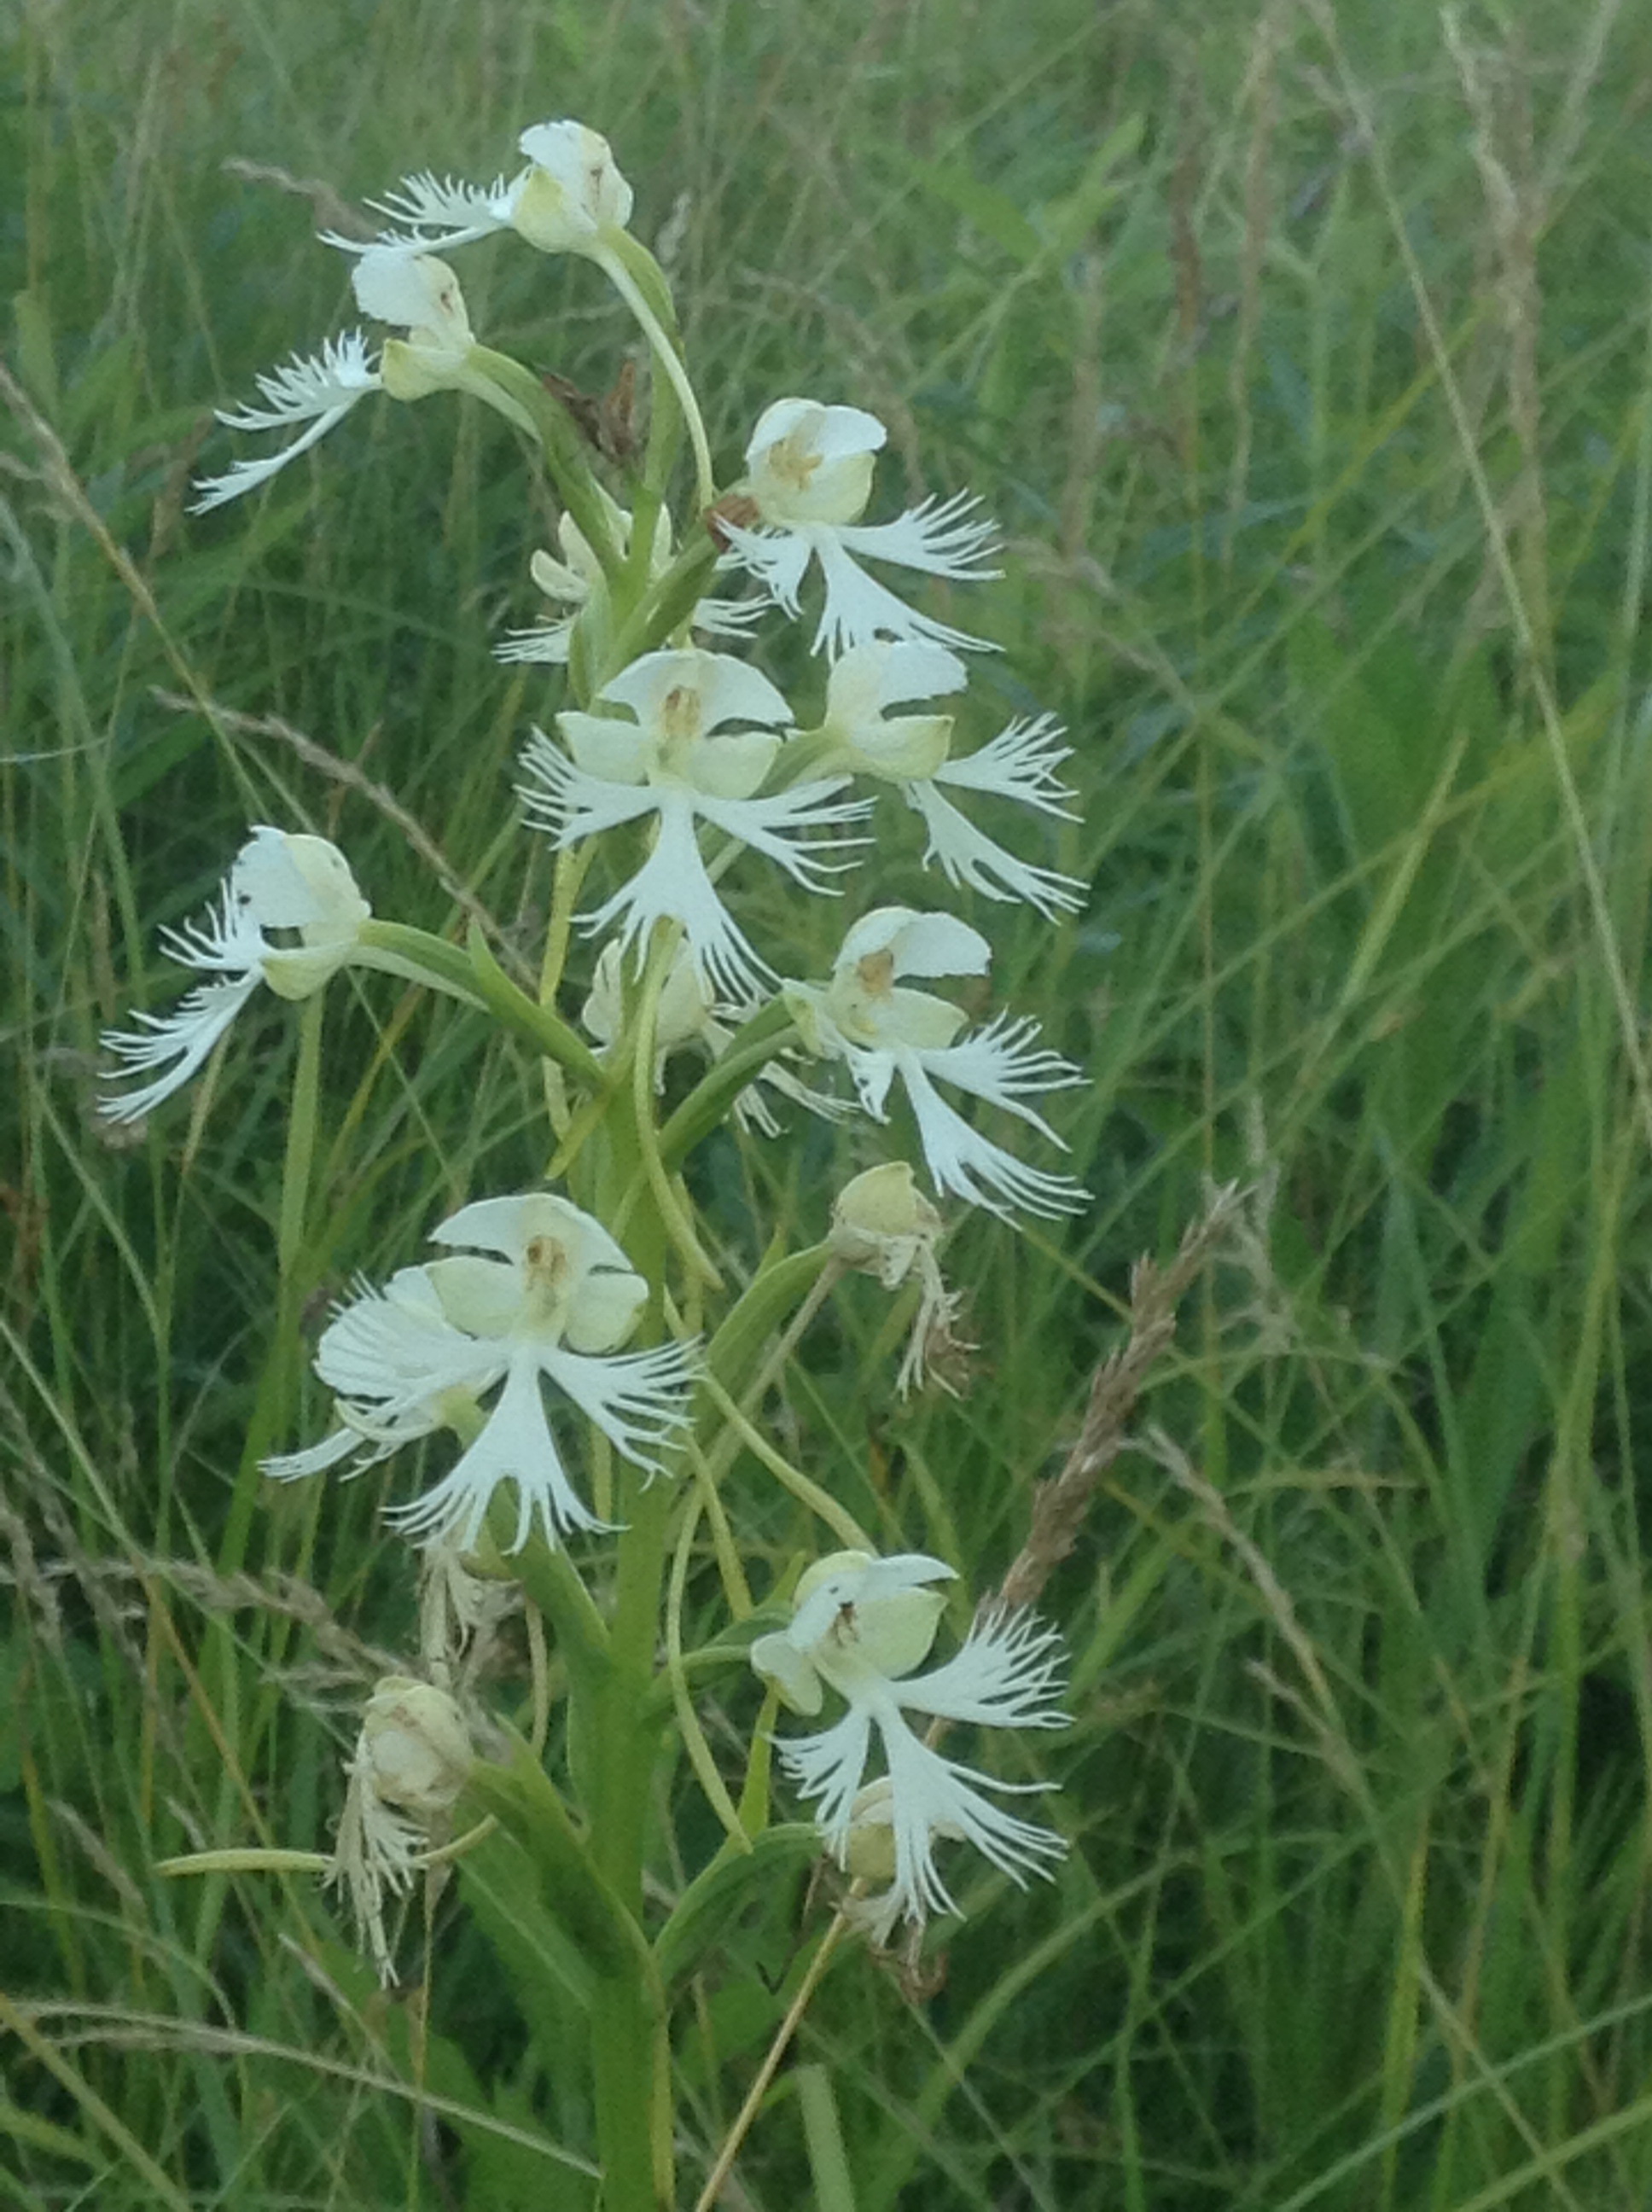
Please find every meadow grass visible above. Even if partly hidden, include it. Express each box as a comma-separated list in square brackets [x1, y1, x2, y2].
[7, 0, 1652, 2203]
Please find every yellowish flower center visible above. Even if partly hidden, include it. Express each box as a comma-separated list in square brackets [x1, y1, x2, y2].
[855, 949, 895, 998]
[521, 1233, 574, 1334]
[765, 427, 823, 495]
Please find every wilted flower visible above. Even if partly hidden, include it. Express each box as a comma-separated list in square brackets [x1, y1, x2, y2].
[325, 119, 633, 262]
[580, 940, 841, 1138]
[718, 399, 1001, 658]
[751, 1550, 1067, 1929]
[100, 827, 370, 1124]
[817, 641, 1085, 919]
[265, 1192, 697, 1551]
[192, 252, 506, 512]
[518, 647, 868, 1004]
[787, 908, 1089, 1220]
[418, 1539, 520, 1682]
[496, 501, 760, 669]
[330, 1674, 473, 1982]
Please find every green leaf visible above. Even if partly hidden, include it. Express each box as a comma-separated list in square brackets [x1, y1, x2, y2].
[657, 997, 799, 1167]
[466, 920, 609, 1088]
[462, 1826, 598, 2014]
[701, 1239, 835, 1417]
[910, 160, 1041, 263]
[1040, 114, 1142, 259]
[464, 1735, 655, 1992]
[654, 1823, 820, 1989]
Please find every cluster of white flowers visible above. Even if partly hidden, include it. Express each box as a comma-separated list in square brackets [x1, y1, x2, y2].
[111, 114, 1091, 1947]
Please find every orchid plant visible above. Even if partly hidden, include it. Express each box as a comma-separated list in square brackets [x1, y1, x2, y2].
[129, 115, 1097, 2210]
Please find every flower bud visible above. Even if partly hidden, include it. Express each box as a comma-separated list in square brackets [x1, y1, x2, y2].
[512, 121, 632, 252]
[830, 1164, 941, 1284]
[360, 1676, 473, 1818]
[842, 1778, 899, 1884]
[829, 1164, 969, 1396]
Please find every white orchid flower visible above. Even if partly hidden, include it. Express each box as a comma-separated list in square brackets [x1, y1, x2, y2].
[192, 252, 505, 513]
[751, 1550, 1067, 1930]
[718, 399, 1001, 659]
[100, 828, 370, 1124]
[265, 1192, 697, 1552]
[818, 640, 1085, 918]
[517, 647, 869, 1004]
[785, 908, 1089, 1220]
[496, 502, 760, 668]
[323, 120, 633, 262]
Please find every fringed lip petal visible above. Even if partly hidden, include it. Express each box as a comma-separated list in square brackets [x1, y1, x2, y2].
[191, 333, 381, 513]
[903, 783, 1086, 919]
[97, 975, 261, 1124]
[382, 1353, 614, 1554]
[323, 170, 521, 256]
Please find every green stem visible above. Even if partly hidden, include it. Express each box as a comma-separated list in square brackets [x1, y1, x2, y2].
[581, 1057, 682, 2207]
[595, 241, 714, 509]
[277, 992, 325, 1285]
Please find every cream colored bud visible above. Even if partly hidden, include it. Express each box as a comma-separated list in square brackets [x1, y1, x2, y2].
[843, 1779, 899, 1883]
[830, 1164, 941, 1277]
[361, 1677, 473, 1818]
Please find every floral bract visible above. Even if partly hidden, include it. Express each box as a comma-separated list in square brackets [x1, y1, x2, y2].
[751, 1549, 1067, 1930]
[266, 1193, 697, 1552]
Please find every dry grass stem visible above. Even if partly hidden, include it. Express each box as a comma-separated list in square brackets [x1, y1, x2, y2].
[994, 1180, 1243, 1615]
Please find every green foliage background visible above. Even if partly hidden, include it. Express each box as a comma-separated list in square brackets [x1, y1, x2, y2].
[8, 0, 1652, 2203]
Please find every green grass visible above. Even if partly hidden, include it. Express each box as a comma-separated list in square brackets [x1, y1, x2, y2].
[9, 0, 1652, 2203]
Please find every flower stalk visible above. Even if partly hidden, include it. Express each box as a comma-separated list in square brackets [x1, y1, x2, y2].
[125, 103, 1103, 2206]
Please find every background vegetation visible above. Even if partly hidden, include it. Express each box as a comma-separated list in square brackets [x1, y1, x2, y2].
[8, 0, 1652, 2203]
